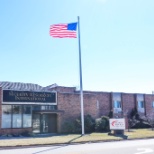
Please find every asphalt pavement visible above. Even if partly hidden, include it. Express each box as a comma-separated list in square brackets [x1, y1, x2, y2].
[0, 138, 154, 154]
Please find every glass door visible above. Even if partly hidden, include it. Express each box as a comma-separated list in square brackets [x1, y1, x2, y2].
[32, 114, 57, 133]
[32, 114, 41, 133]
[42, 114, 49, 133]
[41, 114, 57, 133]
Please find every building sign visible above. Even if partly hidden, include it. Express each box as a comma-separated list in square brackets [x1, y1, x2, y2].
[3, 90, 56, 103]
[109, 118, 125, 130]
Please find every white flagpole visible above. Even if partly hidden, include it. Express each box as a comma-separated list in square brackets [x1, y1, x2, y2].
[77, 16, 85, 135]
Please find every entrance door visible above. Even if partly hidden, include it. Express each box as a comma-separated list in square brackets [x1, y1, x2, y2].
[32, 114, 41, 133]
[41, 114, 49, 133]
[32, 114, 57, 133]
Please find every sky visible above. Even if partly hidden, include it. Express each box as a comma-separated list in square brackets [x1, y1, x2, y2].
[0, 0, 154, 94]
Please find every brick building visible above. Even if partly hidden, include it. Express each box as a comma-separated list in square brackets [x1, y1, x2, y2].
[0, 81, 154, 135]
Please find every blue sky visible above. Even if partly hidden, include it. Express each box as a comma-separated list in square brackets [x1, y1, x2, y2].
[0, 0, 154, 94]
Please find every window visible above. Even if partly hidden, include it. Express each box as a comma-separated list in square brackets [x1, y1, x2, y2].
[114, 101, 121, 108]
[33, 105, 57, 111]
[2, 105, 12, 128]
[137, 94, 144, 109]
[138, 101, 145, 113]
[138, 101, 144, 108]
[112, 93, 122, 113]
[1, 105, 33, 129]
[23, 106, 32, 128]
[12, 105, 22, 128]
[113, 101, 122, 113]
[1, 104, 57, 129]
[152, 102, 154, 108]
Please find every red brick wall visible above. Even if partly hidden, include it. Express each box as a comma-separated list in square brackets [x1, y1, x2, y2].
[145, 94, 154, 117]
[0, 128, 32, 135]
[122, 93, 136, 116]
[58, 92, 111, 118]
[57, 92, 99, 129]
[57, 92, 111, 132]
[57, 93, 82, 132]
[95, 92, 111, 117]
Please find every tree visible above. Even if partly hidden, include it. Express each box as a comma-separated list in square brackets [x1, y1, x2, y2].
[144, 113, 154, 131]
[126, 108, 151, 130]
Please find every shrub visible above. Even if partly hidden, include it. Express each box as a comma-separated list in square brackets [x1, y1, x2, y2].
[84, 115, 95, 133]
[95, 116, 109, 132]
[62, 115, 95, 133]
[145, 114, 154, 130]
[131, 120, 151, 129]
[21, 131, 35, 137]
[74, 118, 82, 133]
[74, 114, 95, 133]
[62, 120, 76, 133]
[128, 108, 151, 129]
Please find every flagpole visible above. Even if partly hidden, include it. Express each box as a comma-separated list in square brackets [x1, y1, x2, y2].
[77, 16, 85, 135]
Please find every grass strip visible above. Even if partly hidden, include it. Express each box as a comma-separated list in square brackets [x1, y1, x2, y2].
[0, 129, 154, 147]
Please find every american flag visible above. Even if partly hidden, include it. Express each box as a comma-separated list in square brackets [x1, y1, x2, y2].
[49, 22, 77, 38]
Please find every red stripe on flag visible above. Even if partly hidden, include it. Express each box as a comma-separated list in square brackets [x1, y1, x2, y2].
[49, 24, 77, 38]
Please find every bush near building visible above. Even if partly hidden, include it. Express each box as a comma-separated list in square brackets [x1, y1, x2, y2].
[63, 110, 154, 134]
[63, 115, 110, 133]
[63, 115, 95, 133]
[95, 116, 110, 132]
[127, 108, 151, 129]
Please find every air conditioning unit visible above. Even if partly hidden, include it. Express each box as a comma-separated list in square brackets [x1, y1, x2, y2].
[138, 108, 145, 113]
[113, 108, 122, 113]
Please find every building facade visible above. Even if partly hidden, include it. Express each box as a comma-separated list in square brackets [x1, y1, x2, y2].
[0, 81, 154, 135]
